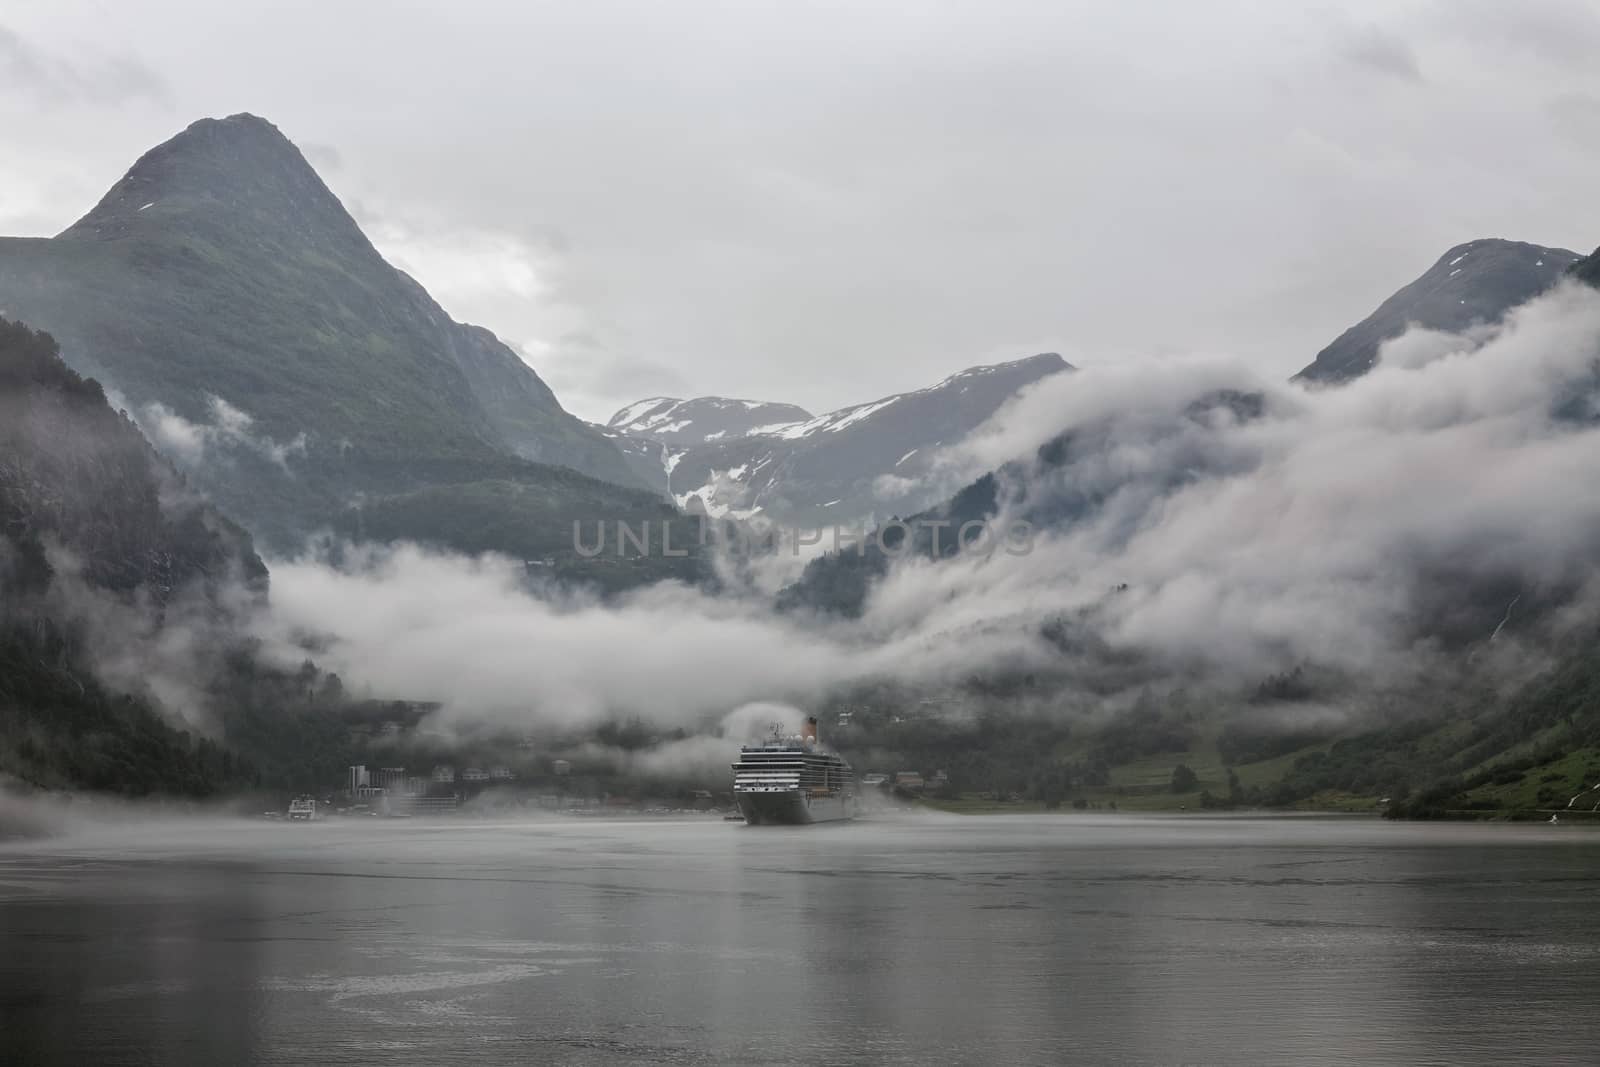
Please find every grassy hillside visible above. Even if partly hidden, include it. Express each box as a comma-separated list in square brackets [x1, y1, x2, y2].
[816, 624, 1600, 821]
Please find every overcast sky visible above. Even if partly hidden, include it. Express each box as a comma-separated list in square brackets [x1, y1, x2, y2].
[4, 0, 1600, 422]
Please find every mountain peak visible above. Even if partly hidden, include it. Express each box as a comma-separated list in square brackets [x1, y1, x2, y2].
[60, 112, 352, 244]
[1293, 237, 1581, 385]
[179, 111, 289, 143]
[0, 114, 650, 550]
[933, 352, 1071, 387]
[160, 113, 304, 167]
[129, 112, 302, 172]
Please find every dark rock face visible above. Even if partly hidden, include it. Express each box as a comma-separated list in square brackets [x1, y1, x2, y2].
[0, 113, 649, 554]
[1294, 239, 1581, 385]
[1569, 244, 1600, 290]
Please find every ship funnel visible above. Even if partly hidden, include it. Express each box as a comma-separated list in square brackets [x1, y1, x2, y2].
[801, 716, 819, 743]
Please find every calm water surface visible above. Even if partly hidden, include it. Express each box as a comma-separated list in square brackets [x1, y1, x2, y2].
[1, 814, 1598, 1065]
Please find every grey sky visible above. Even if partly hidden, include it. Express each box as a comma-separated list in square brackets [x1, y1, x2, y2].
[4, 0, 1599, 422]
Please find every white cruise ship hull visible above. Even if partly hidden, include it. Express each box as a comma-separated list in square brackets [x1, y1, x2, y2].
[737, 790, 855, 825]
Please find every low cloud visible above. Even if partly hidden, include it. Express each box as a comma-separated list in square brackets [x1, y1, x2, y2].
[1437, 0, 1600, 69]
[563, 702, 811, 782]
[29, 543, 262, 732]
[1335, 23, 1424, 83]
[79, 281, 1600, 749]
[535, 332, 691, 424]
[1547, 92, 1600, 149]
[252, 540, 1057, 736]
[0, 25, 167, 106]
[904, 281, 1600, 679]
[356, 204, 686, 421]
[140, 395, 307, 469]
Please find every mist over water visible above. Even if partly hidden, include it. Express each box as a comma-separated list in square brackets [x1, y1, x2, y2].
[3, 815, 1598, 1066]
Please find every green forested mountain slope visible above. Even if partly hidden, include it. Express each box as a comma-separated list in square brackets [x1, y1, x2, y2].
[0, 319, 265, 793]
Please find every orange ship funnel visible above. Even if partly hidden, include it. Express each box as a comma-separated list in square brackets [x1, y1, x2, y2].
[801, 716, 819, 743]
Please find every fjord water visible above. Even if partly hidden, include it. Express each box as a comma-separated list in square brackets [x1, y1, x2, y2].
[2, 816, 1597, 1066]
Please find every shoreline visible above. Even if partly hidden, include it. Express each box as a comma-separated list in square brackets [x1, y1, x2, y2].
[914, 794, 1600, 823]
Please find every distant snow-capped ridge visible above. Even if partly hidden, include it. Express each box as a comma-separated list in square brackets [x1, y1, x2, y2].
[608, 352, 1073, 526]
[606, 396, 813, 445]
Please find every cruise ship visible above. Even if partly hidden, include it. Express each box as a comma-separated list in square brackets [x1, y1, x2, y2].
[732, 717, 857, 824]
[285, 795, 320, 821]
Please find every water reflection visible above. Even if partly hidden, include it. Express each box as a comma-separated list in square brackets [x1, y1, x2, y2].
[1, 816, 1598, 1064]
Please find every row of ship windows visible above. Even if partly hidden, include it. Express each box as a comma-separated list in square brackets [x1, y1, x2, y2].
[736, 772, 845, 786]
